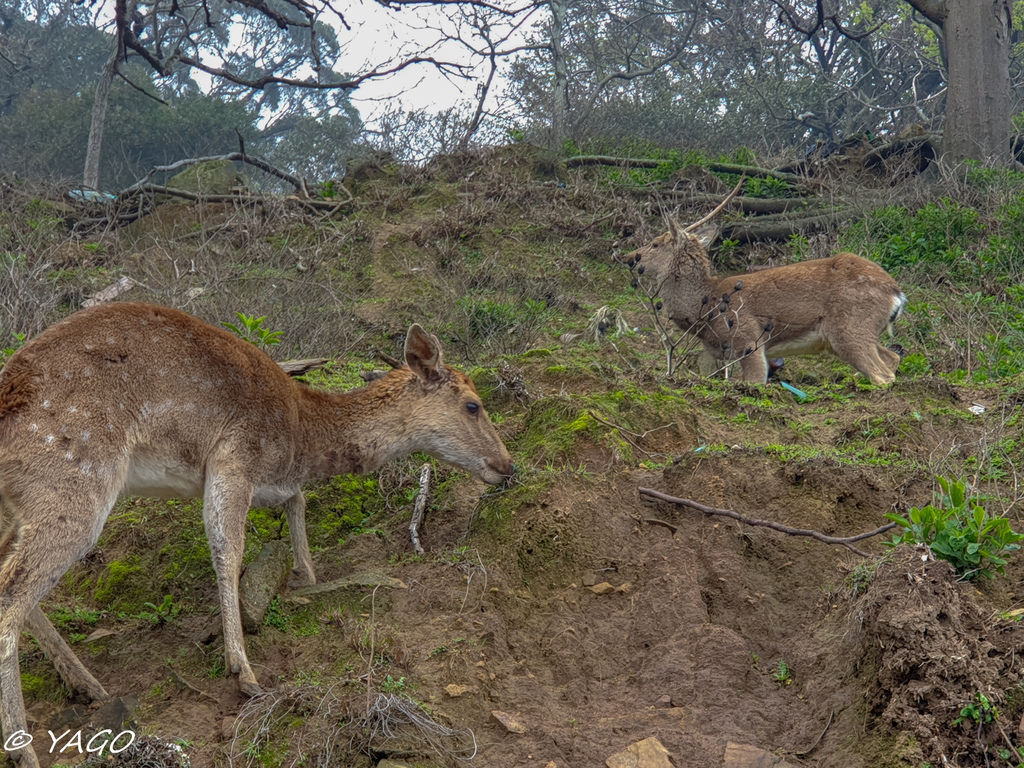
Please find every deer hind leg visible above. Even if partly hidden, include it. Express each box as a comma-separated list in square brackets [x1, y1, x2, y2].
[284, 492, 316, 586]
[202, 460, 261, 696]
[0, 486, 116, 767]
[877, 344, 902, 377]
[837, 339, 897, 385]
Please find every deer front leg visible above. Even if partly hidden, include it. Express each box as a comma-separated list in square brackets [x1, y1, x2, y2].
[738, 345, 770, 383]
[203, 464, 261, 696]
[284, 492, 316, 586]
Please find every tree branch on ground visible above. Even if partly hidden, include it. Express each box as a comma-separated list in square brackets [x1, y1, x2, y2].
[637, 486, 897, 557]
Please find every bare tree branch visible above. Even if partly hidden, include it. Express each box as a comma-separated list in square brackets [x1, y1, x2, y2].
[637, 486, 897, 557]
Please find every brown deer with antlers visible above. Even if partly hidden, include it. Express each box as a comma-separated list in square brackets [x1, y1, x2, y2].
[0, 302, 513, 767]
[621, 202, 907, 385]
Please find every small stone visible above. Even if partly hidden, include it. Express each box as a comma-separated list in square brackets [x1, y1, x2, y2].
[491, 710, 528, 734]
[84, 627, 117, 642]
[581, 570, 599, 586]
[589, 582, 616, 595]
[606, 736, 672, 768]
[723, 742, 796, 767]
[615, 582, 633, 593]
[654, 694, 673, 708]
[444, 684, 471, 697]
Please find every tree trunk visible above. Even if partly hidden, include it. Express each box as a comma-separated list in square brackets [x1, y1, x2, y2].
[907, 0, 1013, 165]
[83, 50, 118, 190]
[548, 0, 569, 149]
[83, 0, 132, 190]
[942, 0, 1012, 164]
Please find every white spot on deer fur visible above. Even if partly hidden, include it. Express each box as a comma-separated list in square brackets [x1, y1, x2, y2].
[80, 461, 92, 476]
[107, 423, 114, 431]
[81, 431, 91, 442]
[65, 451, 73, 461]
[68, 406, 78, 414]
[30, 423, 38, 432]
[42, 400, 50, 409]
[45, 434, 55, 444]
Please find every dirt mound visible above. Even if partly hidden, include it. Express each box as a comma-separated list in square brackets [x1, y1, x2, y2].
[844, 548, 1024, 766]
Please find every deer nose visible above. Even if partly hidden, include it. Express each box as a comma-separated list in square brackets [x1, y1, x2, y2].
[488, 457, 515, 478]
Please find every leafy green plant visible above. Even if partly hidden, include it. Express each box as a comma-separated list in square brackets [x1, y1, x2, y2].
[222, 311, 283, 351]
[264, 595, 289, 631]
[139, 594, 180, 625]
[771, 660, 792, 686]
[1, 330, 25, 362]
[953, 691, 999, 727]
[379, 674, 408, 693]
[886, 476, 1024, 579]
[744, 175, 792, 198]
[841, 199, 983, 276]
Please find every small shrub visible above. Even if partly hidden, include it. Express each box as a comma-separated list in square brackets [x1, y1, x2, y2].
[222, 311, 283, 352]
[886, 476, 1024, 579]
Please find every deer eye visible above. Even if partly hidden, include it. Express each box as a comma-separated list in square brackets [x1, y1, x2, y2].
[465, 401, 480, 416]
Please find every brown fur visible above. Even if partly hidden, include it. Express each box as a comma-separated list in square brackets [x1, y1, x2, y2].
[622, 225, 906, 385]
[0, 302, 513, 767]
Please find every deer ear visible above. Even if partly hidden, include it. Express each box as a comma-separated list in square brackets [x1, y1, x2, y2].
[692, 223, 720, 249]
[405, 324, 444, 382]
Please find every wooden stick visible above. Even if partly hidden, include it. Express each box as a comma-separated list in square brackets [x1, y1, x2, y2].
[409, 463, 432, 555]
[637, 487, 896, 557]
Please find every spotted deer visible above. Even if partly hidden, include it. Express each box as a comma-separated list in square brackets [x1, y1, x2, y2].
[0, 302, 513, 767]
[621, 218, 907, 385]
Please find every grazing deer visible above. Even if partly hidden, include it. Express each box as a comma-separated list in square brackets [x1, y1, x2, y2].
[621, 218, 907, 385]
[0, 302, 513, 767]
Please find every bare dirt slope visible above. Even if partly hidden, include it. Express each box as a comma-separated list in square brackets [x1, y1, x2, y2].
[4, 151, 1024, 768]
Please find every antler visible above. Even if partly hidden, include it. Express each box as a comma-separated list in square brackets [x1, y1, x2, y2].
[682, 176, 745, 234]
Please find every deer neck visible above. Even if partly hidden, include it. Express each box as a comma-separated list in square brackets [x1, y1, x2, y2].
[665, 250, 716, 328]
[292, 369, 420, 482]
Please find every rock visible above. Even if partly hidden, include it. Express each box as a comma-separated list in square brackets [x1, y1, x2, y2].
[606, 736, 672, 768]
[239, 540, 293, 633]
[166, 158, 247, 195]
[491, 710, 528, 734]
[723, 742, 796, 767]
[654, 694, 673, 708]
[589, 582, 616, 595]
[90, 695, 138, 732]
[444, 684, 471, 697]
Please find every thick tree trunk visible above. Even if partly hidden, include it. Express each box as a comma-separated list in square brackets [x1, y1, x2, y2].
[942, 0, 1012, 164]
[907, 0, 1013, 165]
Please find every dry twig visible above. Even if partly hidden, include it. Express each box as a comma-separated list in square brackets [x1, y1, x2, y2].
[410, 463, 432, 555]
[638, 486, 896, 557]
